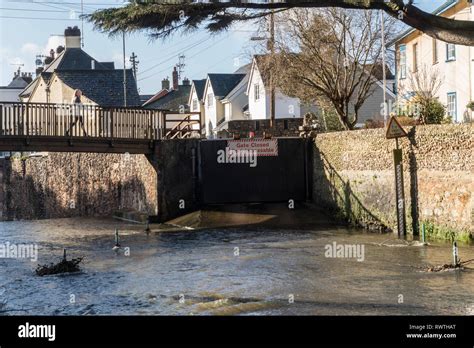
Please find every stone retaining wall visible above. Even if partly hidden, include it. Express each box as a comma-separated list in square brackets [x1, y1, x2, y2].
[224, 118, 303, 137]
[0, 153, 157, 220]
[313, 124, 473, 241]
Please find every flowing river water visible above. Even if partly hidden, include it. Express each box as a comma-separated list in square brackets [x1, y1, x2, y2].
[0, 209, 473, 316]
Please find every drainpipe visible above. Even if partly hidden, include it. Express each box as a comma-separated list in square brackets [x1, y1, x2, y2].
[45, 86, 50, 104]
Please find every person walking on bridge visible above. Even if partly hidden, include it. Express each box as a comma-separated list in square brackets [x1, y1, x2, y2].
[66, 89, 87, 136]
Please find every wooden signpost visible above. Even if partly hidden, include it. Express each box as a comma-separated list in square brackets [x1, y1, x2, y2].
[386, 116, 408, 236]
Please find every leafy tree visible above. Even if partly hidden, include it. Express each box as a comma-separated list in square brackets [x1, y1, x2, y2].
[87, 1, 474, 46]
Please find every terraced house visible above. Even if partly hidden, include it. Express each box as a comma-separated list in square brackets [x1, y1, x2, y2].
[20, 26, 140, 107]
[391, 0, 474, 123]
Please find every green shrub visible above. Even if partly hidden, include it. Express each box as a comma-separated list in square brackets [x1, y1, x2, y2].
[425, 99, 448, 124]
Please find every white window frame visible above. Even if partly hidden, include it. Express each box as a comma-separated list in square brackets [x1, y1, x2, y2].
[254, 83, 260, 101]
[399, 45, 406, 79]
[447, 92, 457, 120]
[413, 43, 418, 72]
[446, 43, 456, 61]
[432, 39, 438, 64]
[207, 93, 214, 107]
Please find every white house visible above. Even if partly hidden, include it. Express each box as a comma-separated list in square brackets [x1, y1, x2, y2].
[246, 55, 302, 120]
[202, 73, 246, 136]
[390, 0, 474, 123]
[188, 79, 206, 132]
[189, 79, 206, 114]
[220, 72, 249, 122]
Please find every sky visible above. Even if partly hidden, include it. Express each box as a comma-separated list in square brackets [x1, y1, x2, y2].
[0, 0, 446, 94]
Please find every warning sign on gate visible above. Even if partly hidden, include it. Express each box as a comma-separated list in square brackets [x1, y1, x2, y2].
[386, 116, 408, 139]
[227, 138, 278, 156]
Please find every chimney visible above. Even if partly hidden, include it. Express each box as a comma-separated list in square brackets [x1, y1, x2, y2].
[161, 77, 170, 90]
[64, 26, 81, 49]
[182, 77, 190, 86]
[172, 66, 179, 90]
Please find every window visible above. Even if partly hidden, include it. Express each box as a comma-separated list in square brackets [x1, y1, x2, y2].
[413, 43, 418, 72]
[254, 83, 260, 101]
[399, 45, 406, 79]
[432, 39, 438, 64]
[446, 43, 456, 61]
[207, 93, 214, 107]
[192, 98, 198, 110]
[447, 92, 457, 120]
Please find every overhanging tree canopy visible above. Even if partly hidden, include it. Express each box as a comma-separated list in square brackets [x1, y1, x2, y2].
[87, 0, 474, 46]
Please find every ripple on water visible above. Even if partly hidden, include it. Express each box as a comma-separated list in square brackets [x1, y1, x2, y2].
[1, 217, 473, 315]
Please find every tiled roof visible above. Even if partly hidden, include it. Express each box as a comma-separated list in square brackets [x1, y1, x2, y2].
[142, 89, 170, 106]
[140, 94, 155, 104]
[208, 73, 246, 98]
[364, 63, 395, 81]
[56, 69, 141, 107]
[45, 48, 113, 72]
[192, 79, 206, 101]
[234, 63, 252, 74]
[143, 85, 191, 111]
[7, 75, 33, 88]
[20, 46, 139, 106]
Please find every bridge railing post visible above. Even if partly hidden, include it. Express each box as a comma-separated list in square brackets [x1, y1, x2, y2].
[0, 103, 3, 136]
[110, 108, 114, 143]
[25, 103, 29, 137]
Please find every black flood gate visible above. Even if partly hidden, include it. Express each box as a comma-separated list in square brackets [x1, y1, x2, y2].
[198, 138, 311, 204]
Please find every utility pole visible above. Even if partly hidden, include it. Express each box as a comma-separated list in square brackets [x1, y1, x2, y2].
[177, 54, 185, 81]
[380, 10, 388, 126]
[123, 32, 127, 107]
[130, 52, 139, 82]
[269, 2, 275, 129]
[81, 0, 84, 47]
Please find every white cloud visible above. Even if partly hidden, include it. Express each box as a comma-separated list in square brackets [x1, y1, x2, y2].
[45, 36, 64, 55]
[21, 43, 41, 55]
[112, 52, 131, 69]
[0, 35, 65, 85]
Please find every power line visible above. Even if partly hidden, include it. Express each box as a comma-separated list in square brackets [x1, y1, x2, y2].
[194, 51, 244, 77]
[0, 7, 70, 12]
[140, 33, 208, 63]
[138, 34, 230, 82]
[0, 15, 80, 20]
[138, 36, 213, 76]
